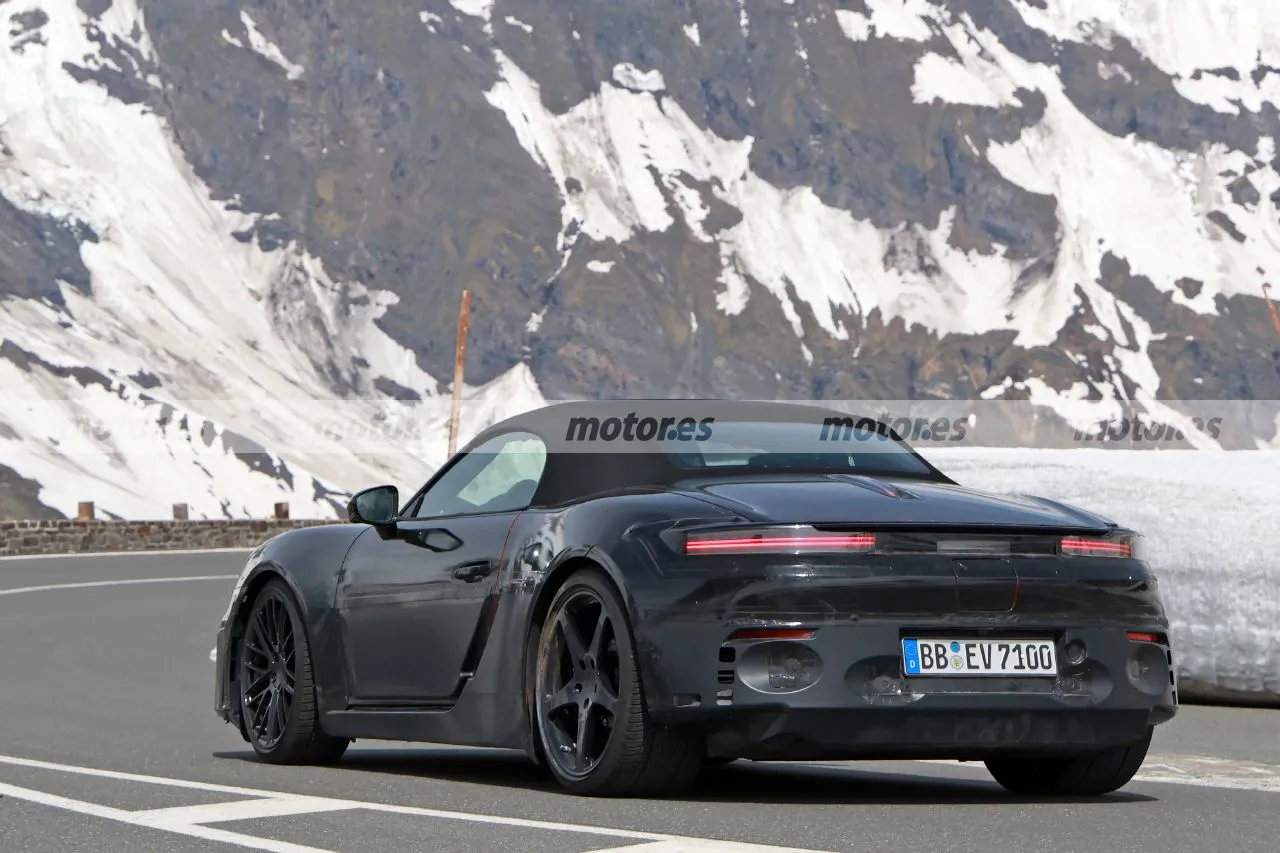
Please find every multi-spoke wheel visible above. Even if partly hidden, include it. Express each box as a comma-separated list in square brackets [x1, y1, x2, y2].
[532, 568, 703, 796]
[237, 579, 349, 765]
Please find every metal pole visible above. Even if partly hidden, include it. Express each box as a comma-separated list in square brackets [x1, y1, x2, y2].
[1263, 282, 1280, 341]
[447, 289, 471, 458]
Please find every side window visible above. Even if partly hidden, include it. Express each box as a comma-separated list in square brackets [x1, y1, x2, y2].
[411, 431, 548, 519]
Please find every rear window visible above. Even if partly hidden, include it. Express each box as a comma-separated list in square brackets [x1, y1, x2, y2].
[662, 420, 934, 476]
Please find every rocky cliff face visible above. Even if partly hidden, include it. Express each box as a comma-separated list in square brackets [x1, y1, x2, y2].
[2, 0, 1279, 518]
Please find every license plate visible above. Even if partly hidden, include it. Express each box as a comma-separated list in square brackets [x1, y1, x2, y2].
[902, 638, 1057, 676]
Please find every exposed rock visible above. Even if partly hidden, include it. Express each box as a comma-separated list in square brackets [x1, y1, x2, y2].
[0, 464, 65, 521]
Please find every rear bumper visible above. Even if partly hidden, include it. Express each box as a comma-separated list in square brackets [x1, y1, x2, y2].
[667, 708, 1159, 761]
[639, 621, 1177, 760]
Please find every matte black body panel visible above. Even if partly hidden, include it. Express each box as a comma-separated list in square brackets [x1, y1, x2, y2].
[215, 401, 1177, 762]
[680, 475, 1116, 530]
[335, 513, 518, 703]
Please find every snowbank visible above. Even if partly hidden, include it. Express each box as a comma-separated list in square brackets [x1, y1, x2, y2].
[931, 448, 1280, 706]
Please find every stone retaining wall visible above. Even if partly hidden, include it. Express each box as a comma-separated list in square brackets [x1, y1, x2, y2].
[0, 518, 341, 556]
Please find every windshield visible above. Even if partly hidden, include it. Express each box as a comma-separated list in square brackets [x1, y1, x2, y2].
[661, 419, 934, 476]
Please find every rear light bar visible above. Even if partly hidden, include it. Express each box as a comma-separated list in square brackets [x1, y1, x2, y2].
[1127, 632, 1161, 643]
[728, 628, 816, 641]
[1059, 536, 1134, 558]
[685, 527, 875, 555]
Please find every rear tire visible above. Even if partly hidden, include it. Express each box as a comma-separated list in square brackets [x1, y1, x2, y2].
[237, 579, 349, 766]
[532, 568, 703, 796]
[984, 727, 1153, 796]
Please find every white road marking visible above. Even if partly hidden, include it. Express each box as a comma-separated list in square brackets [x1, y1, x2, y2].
[0, 782, 335, 853]
[0, 575, 237, 596]
[781, 754, 1280, 795]
[130, 795, 358, 826]
[0, 754, 290, 796]
[0, 547, 253, 562]
[580, 842, 826, 852]
[0, 754, 837, 851]
[1133, 754, 1280, 793]
[1142, 762, 1190, 775]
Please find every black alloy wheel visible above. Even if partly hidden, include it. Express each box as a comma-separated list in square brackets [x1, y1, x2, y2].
[240, 588, 296, 750]
[537, 586, 620, 777]
[532, 568, 703, 796]
[236, 579, 349, 765]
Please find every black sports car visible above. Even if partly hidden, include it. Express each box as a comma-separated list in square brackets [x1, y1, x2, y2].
[214, 400, 1177, 797]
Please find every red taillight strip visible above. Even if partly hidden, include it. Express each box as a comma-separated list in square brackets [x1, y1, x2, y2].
[1127, 632, 1161, 643]
[1060, 537, 1133, 557]
[687, 535, 874, 552]
[685, 530, 875, 554]
[729, 628, 816, 641]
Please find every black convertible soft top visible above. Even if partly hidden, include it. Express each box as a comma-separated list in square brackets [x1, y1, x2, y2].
[457, 400, 954, 507]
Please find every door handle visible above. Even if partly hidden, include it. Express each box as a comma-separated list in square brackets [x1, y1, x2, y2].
[453, 560, 495, 583]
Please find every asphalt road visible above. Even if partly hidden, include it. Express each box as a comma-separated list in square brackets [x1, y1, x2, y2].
[1, 551, 1277, 853]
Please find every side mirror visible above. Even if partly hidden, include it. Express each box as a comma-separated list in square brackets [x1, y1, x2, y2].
[347, 485, 399, 527]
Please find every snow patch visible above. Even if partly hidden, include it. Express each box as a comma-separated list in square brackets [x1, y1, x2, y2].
[448, 0, 493, 21]
[911, 51, 1022, 108]
[449, 0, 493, 35]
[1096, 60, 1133, 83]
[586, 259, 614, 273]
[838, 0, 935, 44]
[503, 15, 532, 34]
[419, 11, 443, 31]
[683, 23, 700, 46]
[1082, 323, 1109, 341]
[611, 62, 665, 93]
[835, 10, 872, 43]
[222, 11, 304, 80]
[1009, 0, 1280, 115]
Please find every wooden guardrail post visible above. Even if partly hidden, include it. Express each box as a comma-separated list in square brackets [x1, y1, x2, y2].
[273, 502, 290, 520]
[448, 288, 471, 458]
[77, 501, 94, 520]
[172, 503, 189, 520]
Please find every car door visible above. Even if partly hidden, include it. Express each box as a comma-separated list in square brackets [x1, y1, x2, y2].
[335, 430, 547, 705]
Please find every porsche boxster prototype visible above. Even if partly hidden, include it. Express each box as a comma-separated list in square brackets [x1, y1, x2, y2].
[214, 400, 1177, 797]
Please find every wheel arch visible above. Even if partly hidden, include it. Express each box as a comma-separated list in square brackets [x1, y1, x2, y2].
[224, 562, 310, 739]
[519, 549, 642, 764]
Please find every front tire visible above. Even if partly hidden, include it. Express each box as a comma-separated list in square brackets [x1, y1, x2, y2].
[237, 578, 349, 765]
[984, 727, 1154, 796]
[532, 568, 703, 796]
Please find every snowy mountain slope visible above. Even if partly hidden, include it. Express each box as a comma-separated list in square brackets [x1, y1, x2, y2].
[0, 0, 545, 518]
[479, 0, 1280, 419]
[1, 0, 1279, 518]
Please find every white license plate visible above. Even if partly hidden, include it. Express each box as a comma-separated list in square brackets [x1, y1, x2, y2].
[902, 638, 1057, 676]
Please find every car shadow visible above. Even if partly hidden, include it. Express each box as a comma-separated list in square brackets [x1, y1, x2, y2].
[212, 747, 1157, 806]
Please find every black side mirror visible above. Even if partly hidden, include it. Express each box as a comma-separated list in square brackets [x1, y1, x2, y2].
[347, 485, 399, 527]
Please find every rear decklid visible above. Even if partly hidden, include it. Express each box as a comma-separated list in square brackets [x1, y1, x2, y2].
[677, 473, 1114, 532]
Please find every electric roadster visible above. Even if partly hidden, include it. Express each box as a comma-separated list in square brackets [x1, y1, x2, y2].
[214, 400, 1177, 797]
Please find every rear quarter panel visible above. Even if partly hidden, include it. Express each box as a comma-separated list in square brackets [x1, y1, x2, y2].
[462, 490, 742, 749]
